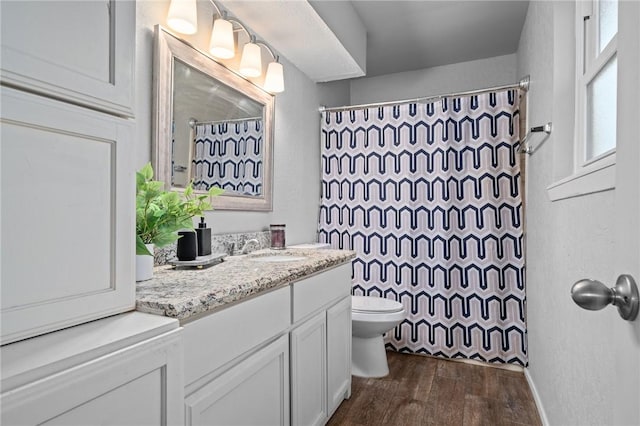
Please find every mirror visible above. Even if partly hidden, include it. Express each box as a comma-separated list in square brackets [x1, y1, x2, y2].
[153, 25, 274, 211]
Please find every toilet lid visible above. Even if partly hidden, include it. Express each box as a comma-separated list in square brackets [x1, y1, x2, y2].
[352, 296, 404, 313]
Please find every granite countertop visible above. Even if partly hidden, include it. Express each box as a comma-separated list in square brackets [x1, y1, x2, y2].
[135, 248, 356, 321]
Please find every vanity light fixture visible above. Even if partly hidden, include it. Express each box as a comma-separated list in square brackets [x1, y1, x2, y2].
[166, 0, 285, 93]
[256, 41, 285, 94]
[264, 61, 285, 94]
[166, 0, 198, 35]
[239, 36, 262, 78]
[209, 12, 234, 59]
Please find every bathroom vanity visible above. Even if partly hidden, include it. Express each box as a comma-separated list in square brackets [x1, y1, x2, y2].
[137, 248, 356, 426]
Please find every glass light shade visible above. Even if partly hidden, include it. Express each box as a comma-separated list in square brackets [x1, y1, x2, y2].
[209, 18, 235, 59]
[239, 43, 262, 77]
[264, 61, 284, 93]
[167, 0, 198, 35]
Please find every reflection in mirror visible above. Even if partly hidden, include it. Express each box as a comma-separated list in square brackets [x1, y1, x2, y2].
[192, 118, 264, 196]
[153, 25, 274, 211]
[172, 59, 265, 197]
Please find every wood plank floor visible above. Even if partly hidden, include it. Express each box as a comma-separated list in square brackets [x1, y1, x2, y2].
[328, 351, 541, 426]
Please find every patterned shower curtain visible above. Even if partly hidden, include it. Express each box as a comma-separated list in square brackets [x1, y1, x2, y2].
[192, 119, 263, 195]
[319, 89, 527, 366]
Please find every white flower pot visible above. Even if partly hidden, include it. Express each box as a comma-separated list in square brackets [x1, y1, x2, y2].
[136, 243, 155, 282]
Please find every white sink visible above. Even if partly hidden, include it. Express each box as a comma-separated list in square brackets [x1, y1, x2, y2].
[249, 255, 307, 263]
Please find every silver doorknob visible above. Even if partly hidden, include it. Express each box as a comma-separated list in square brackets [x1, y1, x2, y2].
[571, 275, 639, 321]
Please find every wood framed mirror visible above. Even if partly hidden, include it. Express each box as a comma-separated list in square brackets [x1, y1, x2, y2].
[153, 25, 274, 211]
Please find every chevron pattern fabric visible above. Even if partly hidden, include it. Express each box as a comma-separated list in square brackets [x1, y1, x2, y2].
[192, 120, 263, 195]
[319, 89, 527, 366]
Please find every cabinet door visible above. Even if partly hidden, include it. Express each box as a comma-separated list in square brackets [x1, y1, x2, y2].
[0, 0, 134, 117]
[185, 334, 290, 426]
[0, 88, 134, 344]
[1, 329, 183, 426]
[291, 311, 327, 426]
[327, 296, 352, 416]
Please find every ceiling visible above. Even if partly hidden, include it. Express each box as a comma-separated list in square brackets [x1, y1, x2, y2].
[350, 1, 530, 77]
[220, 0, 530, 82]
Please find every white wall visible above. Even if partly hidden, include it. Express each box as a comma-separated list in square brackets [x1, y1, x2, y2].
[135, 0, 346, 244]
[518, 2, 639, 425]
[349, 54, 517, 105]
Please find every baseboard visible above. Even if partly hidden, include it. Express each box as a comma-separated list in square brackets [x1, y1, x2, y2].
[524, 367, 549, 426]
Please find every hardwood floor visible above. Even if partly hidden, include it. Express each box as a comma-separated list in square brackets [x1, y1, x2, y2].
[328, 351, 541, 426]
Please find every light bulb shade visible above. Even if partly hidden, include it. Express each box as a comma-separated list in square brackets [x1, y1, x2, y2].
[167, 0, 198, 35]
[264, 61, 284, 93]
[209, 18, 235, 59]
[239, 43, 262, 77]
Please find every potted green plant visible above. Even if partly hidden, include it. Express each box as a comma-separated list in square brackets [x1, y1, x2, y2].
[136, 163, 223, 281]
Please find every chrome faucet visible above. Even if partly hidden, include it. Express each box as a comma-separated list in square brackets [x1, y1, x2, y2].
[240, 239, 260, 254]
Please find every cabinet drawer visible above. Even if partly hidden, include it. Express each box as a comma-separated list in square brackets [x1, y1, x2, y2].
[183, 286, 290, 387]
[292, 263, 351, 323]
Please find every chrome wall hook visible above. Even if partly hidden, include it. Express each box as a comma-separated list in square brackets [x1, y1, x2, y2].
[520, 122, 552, 154]
[571, 275, 639, 321]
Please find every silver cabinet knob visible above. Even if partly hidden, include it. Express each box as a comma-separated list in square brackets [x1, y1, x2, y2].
[571, 275, 639, 321]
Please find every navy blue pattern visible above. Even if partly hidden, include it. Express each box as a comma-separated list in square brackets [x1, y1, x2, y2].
[319, 90, 527, 366]
[192, 120, 263, 196]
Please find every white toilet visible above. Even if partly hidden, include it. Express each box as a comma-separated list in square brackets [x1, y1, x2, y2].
[351, 295, 407, 378]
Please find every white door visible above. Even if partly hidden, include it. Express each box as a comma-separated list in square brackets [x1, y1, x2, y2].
[612, 2, 640, 424]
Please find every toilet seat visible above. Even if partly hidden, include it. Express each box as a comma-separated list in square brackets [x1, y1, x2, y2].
[352, 296, 404, 314]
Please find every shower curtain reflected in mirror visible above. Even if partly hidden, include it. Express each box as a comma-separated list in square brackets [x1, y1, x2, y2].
[319, 89, 527, 365]
[192, 119, 263, 196]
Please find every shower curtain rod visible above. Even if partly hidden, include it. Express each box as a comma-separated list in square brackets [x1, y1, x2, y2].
[189, 116, 262, 128]
[318, 75, 530, 113]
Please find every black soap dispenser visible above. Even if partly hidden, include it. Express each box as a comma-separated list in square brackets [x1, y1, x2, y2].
[196, 216, 211, 256]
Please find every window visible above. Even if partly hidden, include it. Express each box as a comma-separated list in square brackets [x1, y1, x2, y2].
[576, 0, 618, 168]
[547, 0, 620, 201]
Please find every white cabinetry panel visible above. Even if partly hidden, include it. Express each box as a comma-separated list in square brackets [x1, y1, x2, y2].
[185, 334, 289, 426]
[291, 311, 328, 426]
[183, 286, 290, 389]
[327, 295, 352, 416]
[43, 369, 162, 426]
[292, 263, 352, 322]
[0, 0, 135, 117]
[1, 327, 183, 426]
[0, 88, 134, 344]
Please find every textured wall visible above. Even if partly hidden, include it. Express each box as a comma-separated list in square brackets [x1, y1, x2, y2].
[135, 0, 347, 244]
[349, 54, 517, 105]
[517, 2, 634, 425]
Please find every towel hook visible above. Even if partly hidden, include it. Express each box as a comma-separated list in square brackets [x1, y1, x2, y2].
[520, 122, 552, 154]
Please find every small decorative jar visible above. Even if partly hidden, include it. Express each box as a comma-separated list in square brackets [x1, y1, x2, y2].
[270, 224, 286, 249]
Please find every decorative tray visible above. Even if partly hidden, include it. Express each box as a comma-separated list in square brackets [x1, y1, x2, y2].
[169, 253, 227, 269]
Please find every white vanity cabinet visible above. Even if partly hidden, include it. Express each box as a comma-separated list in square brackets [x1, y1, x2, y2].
[0, 0, 136, 345]
[0, 312, 184, 426]
[183, 286, 291, 426]
[0, 86, 135, 345]
[291, 311, 328, 426]
[185, 334, 290, 426]
[0, 0, 135, 117]
[326, 295, 352, 414]
[290, 263, 352, 425]
[181, 261, 352, 426]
